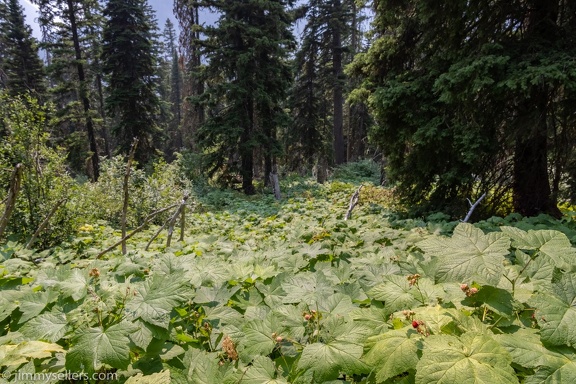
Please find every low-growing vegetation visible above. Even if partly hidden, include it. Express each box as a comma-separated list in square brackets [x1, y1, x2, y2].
[2, 166, 576, 383]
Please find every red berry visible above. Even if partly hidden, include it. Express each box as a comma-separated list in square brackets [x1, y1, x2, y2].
[412, 320, 419, 328]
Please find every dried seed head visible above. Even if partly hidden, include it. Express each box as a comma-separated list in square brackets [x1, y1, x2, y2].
[221, 336, 238, 361]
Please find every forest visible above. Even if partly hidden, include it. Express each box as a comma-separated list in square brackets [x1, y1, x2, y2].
[1, 0, 576, 383]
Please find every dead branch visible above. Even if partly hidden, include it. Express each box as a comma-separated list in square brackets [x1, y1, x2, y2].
[144, 193, 190, 250]
[26, 198, 67, 249]
[0, 164, 23, 239]
[167, 193, 189, 247]
[269, 170, 281, 200]
[345, 185, 363, 220]
[121, 138, 138, 255]
[462, 192, 487, 223]
[96, 203, 178, 259]
[179, 203, 186, 242]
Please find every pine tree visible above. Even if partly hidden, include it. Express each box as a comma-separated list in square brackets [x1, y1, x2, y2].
[288, 0, 367, 171]
[174, 0, 204, 149]
[0, 0, 46, 98]
[195, 0, 294, 194]
[351, 0, 576, 217]
[101, 0, 161, 165]
[161, 18, 182, 157]
[33, 0, 102, 180]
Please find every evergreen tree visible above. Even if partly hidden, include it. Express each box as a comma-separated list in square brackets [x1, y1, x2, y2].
[195, 0, 294, 194]
[101, 0, 161, 165]
[33, 0, 102, 180]
[0, 0, 46, 98]
[174, 0, 204, 149]
[351, 0, 576, 217]
[288, 0, 367, 171]
[161, 18, 182, 157]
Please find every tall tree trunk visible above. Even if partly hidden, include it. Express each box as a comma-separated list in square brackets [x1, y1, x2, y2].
[242, 99, 255, 195]
[513, 0, 561, 217]
[95, 59, 112, 158]
[66, 0, 100, 181]
[513, 88, 561, 217]
[332, 0, 345, 165]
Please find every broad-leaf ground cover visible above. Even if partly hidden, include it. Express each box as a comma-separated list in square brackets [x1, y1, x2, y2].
[2, 178, 576, 383]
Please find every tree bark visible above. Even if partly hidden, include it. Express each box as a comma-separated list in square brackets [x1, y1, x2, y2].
[332, 0, 345, 165]
[512, 0, 561, 218]
[241, 99, 255, 195]
[66, 0, 100, 181]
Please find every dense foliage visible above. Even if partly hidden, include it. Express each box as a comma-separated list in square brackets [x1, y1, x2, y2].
[0, 0, 46, 98]
[350, 0, 576, 218]
[2, 165, 576, 382]
[101, 0, 162, 165]
[193, 0, 295, 194]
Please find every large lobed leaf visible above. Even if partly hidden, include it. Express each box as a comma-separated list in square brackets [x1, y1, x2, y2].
[125, 273, 189, 329]
[419, 223, 510, 286]
[529, 272, 576, 347]
[66, 321, 136, 372]
[297, 317, 370, 381]
[415, 332, 518, 384]
[363, 328, 421, 382]
[500, 227, 576, 270]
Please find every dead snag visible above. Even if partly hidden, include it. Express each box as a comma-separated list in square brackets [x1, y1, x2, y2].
[0, 164, 23, 239]
[345, 185, 363, 221]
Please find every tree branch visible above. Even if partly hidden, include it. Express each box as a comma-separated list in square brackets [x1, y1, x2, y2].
[345, 185, 363, 220]
[462, 192, 487, 223]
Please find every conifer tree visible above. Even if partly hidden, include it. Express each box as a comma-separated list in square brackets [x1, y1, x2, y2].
[161, 18, 182, 156]
[288, 0, 367, 170]
[33, 0, 102, 180]
[101, 0, 161, 165]
[0, 0, 46, 98]
[195, 0, 294, 194]
[174, 0, 203, 149]
[351, 0, 576, 217]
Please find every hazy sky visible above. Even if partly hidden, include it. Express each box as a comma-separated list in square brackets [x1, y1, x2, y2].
[19, 0, 184, 39]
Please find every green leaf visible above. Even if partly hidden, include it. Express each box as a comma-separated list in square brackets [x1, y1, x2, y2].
[363, 328, 421, 382]
[241, 356, 288, 384]
[415, 332, 518, 384]
[495, 328, 575, 369]
[238, 317, 276, 361]
[500, 227, 576, 270]
[367, 274, 418, 314]
[526, 362, 576, 384]
[181, 348, 235, 384]
[529, 272, 576, 347]
[462, 285, 515, 318]
[0, 296, 18, 322]
[125, 370, 171, 384]
[66, 321, 135, 372]
[19, 312, 69, 342]
[126, 273, 188, 329]
[281, 271, 335, 305]
[0, 341, 64, 367]
[297, 317, 370, 381]
[17, 290, 58, 324]
[419, 223, 510, 285]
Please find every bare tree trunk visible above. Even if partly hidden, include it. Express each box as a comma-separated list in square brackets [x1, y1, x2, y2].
[332, 0, 345, 165]
[121, 139, 138, 254]
[66, 0, 100, 181]
[0, 164, 23, 239]
[513, 0, 561, 218]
